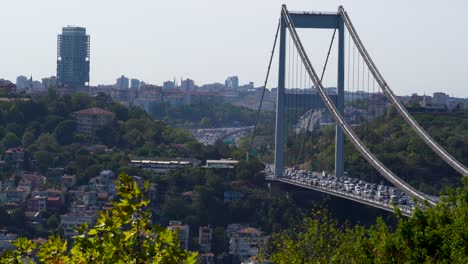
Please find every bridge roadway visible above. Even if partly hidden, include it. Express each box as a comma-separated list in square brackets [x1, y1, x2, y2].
[266, 173, 414, 217]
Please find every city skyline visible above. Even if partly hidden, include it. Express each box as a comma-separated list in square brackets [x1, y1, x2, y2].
[1, 0, 468, 97]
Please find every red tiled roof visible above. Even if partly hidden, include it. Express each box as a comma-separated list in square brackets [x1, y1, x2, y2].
[5, 147, 24, 153]
[239, 227, 261, 234]
[73, 107, 114, 116]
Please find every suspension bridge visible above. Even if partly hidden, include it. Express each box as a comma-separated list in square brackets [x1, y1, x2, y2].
[252, 5, 468, 216]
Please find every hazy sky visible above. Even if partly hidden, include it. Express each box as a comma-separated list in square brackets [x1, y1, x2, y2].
[1, 0, 467, 97]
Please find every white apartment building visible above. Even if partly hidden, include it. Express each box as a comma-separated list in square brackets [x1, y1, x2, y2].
[61, 212, 95, 238]
[168, 221, 190, 250]
[229, 227, 266, 262]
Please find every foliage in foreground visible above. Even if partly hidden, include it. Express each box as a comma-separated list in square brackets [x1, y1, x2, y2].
[263, 179, 468, 263]
[0, 173, 197, 264]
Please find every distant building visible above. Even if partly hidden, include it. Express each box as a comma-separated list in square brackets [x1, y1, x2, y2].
[60, 174, 76, 188]
[199, 82, 225, 92]
[0, 231, 17, 251]
[129, 157, 200, 172]
[27, 195, 47, 212]
[46, 196, 63, 212]
[229, 227, 266, 262]
[447, 99, 464, 110]
[239, 82, 255, 90]
[225, 76, 239, 89]
[224, 191, 244, 202]
[420, 94, 432, 107]
[32, 80, 42, 90]
[42, 76, 58, 90]
[206, 159, 239, 169]
[57, 26, 90, 88]
[0, 79, 16, 94]
[61, 212, 96, 238]
[181, 78, 195, 91]
[130, 79, 140, 89]
[72, 107, 115, 137]
[433, 92, 448, 106]
[15, 75, 29, 90]
[199, 253, 215, 264]
[168, 221, 190, 250]
[198, 226, 213, 253]
[163, 80, 175, 91]
[4, 147, 24, 164]
[116, 75, 129, 89]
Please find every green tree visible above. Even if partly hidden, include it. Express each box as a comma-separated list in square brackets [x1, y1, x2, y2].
[1, 132, 21, 148]
[34, 151, 54, 172]
[53, 120, 77, 145]
[0, 173, 198, 263]
[263, 180, 468, 263]
[22, 132, 35, 147]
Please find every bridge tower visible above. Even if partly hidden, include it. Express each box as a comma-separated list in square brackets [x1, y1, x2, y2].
[274, 8, 345, 178]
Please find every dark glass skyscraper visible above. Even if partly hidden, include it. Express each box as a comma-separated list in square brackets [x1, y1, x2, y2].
[57, 26, 90, 87]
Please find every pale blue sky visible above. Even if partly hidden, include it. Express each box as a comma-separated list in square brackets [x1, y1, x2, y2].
[1, 0, 467, 97]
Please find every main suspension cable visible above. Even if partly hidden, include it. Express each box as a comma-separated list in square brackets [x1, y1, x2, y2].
[249, 20, 281, 152]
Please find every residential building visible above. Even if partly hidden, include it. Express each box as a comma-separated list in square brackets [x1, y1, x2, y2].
[199, 82, 225, 92]
[99, 170, 115, 190]
[19, 173, 47, 189]
[61, 212, 96, 238]
[57, 26, 90, 87]
[72, 107, 115, 137]
[239, 82, 255, 90]
[229, 227, 266, 262]
[17, 178, 32, 194]
[226, 224, 248, 238]
[181, 78, 195, 91]
[224, 191, 244, 202]
[41, 76, 57, 89]
[433, 92, 448, 106]
[0, 231, 17, 251]
[83, 191, 97, 206]
[15, 75, 28, 90]
[198, 226, 213, 253]
[6, 189, 27, 203]
[129, 157, 201, 172]
[225, 76, 239, 89]
[199, 253, 215, 264]
[130, 79, 140, 89]
[168, 221, 190, 250]
[27, 195, 48, 212]
[163, 80, 175, 91]
[60, 174, 76, 188]
[46, 196, 63, 212]
[4, 148, 24, 164]
[447, 99, 465, 110]
[206, 159, 239, 169]
[0, 79, 16, 94]
[116, 75, 129, 89]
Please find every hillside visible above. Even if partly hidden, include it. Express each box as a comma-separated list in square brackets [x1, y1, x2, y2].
[283, 109, 467, 194]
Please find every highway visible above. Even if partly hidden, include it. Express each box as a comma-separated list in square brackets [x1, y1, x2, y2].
[192, 126, 254, 145]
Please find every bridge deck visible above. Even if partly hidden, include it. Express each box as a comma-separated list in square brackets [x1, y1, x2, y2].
[268, 176, 413, 217]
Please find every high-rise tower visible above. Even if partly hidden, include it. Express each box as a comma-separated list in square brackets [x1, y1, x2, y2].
[57, 26, 90, 87]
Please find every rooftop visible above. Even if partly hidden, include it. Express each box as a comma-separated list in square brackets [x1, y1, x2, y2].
[239, 227, 262, 235]
[73, 107, 114, 116]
